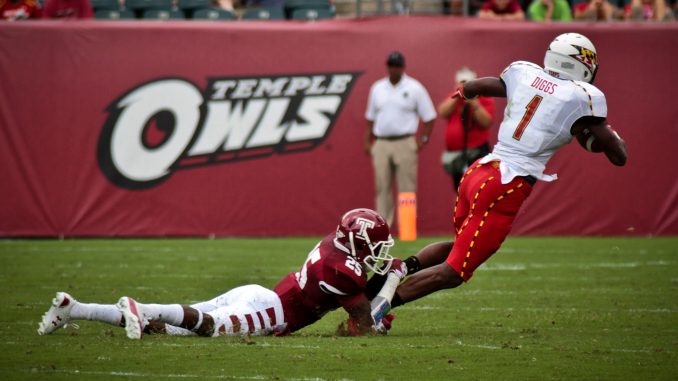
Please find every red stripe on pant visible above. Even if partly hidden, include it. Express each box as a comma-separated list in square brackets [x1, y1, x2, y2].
[229, 315, 240, 334]
[256, 311, 266, 329]
[266, 307, 277, 326]
[245, 314, 255, 333]
[446, 161, 533, 281]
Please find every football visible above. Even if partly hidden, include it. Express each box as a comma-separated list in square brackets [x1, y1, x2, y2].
[576, 128, 604, 152]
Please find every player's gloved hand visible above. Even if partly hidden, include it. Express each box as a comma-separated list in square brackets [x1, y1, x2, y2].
[388, 258, 408, 281]
[374, 313, 396, 335]
[451, 85, 477, 101]
[451, 85, 470, 100]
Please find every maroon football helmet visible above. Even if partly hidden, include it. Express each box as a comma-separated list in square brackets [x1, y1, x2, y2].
[335, 208, 394, 275]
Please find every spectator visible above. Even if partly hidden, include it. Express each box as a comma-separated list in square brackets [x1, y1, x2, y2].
[1, 0, 41, 20]
[365, 51, 436, 226]
[478, 0, 525, 20]
[574, 0, 622, 20]
[43, 0, 93, 18]
[528, 0, 572, 21]
[624, 0, 674, 20]
[438, 67, 496, 189]
[241, 0, 284, 9]
[444, 0, 486, 15]
[215, 0, 234, 11]
[444, 0, 464, 15]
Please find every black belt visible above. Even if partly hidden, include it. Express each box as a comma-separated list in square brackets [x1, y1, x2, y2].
[522, 175, 537, 186]
[375, 134, 414, 141]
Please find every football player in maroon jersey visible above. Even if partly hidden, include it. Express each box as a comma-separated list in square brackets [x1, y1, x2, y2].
[39, 209, 407, 339]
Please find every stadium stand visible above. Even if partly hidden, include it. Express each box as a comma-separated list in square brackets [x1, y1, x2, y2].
[241, 7, 286, 19]
[178, 0, 212, 10]
[143, 8, 186, 18]
[2, 0, 676, 22]
[127, 0, 172, 11]
[284, 0, 334, 18]
[193, 7, 237, 18]
[177, 0, 212, 18]
[291, 7, 335, 19]
[95, 9, 136, 18]
[90, 0, 119, 11]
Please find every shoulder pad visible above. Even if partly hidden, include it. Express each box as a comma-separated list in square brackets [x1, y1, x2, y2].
[501, 61, 542, 76]
[570, 81, 607, 118]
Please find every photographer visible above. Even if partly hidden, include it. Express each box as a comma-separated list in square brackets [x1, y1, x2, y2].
[438, 67, 495, 190]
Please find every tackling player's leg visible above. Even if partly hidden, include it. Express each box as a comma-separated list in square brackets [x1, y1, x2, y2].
[38, 292, 122, 335]
[117, 285, 285, 339]
[39, 290, 228, 337]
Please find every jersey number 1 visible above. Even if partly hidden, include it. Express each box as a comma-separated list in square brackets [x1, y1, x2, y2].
[513, 95, 543, 141]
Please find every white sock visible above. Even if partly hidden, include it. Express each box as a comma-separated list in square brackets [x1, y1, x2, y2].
[140, 304, 184, 326]
[165, 325, 196, 336]
[70, 303, 122, 326]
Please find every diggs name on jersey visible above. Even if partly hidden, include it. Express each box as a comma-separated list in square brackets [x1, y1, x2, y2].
[98, 73, 360, 189]
[530, 76, 558, 95]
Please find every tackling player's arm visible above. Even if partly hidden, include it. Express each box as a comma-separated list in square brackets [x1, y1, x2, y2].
[572, 117, 627, 166]
[336, 294, 378, 336]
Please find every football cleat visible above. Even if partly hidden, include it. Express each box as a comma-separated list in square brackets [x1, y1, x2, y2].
[38, 292, 79, 335]
[117, 296, 144, 340]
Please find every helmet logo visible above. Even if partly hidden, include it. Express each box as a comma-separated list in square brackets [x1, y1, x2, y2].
[355, 218, 375, 240]
[570, 45, 597, 71]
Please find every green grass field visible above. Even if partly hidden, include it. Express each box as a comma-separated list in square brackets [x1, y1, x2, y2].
[1, 237, 676, 380]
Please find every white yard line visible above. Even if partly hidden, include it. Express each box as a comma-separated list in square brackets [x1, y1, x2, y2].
[477, 264, 527, 271]
[30, 369, 271, 380]
[454, 340, 501, 350]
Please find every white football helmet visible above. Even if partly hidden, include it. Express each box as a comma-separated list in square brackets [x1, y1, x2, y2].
[544, 33, 599, 83]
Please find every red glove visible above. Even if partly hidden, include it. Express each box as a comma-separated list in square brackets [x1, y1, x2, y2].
[381, 313, 396, 331]
[451, 85, 466, 100]
[451, 85, 475, 101]
[374, 313, 396, 335]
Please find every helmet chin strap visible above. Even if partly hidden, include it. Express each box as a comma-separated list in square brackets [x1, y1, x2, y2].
[348, 231, 357, 258]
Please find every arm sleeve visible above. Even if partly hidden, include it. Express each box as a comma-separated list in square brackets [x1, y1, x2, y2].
[416, 85, 437, 122]
[590, 92, 607, 118]
[499, 62, 520, 97]
[575, 83, 608, 118]
[365, 85, 377, 122]
[500, 61, 541, 99]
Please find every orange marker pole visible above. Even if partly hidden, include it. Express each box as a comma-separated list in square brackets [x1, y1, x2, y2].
[398, 192, 417, 241]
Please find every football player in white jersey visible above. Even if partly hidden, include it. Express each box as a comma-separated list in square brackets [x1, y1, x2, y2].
[385, 33, 627, 307]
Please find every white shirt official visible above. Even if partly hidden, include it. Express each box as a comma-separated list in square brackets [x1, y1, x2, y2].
[365, 74, 437, 138]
